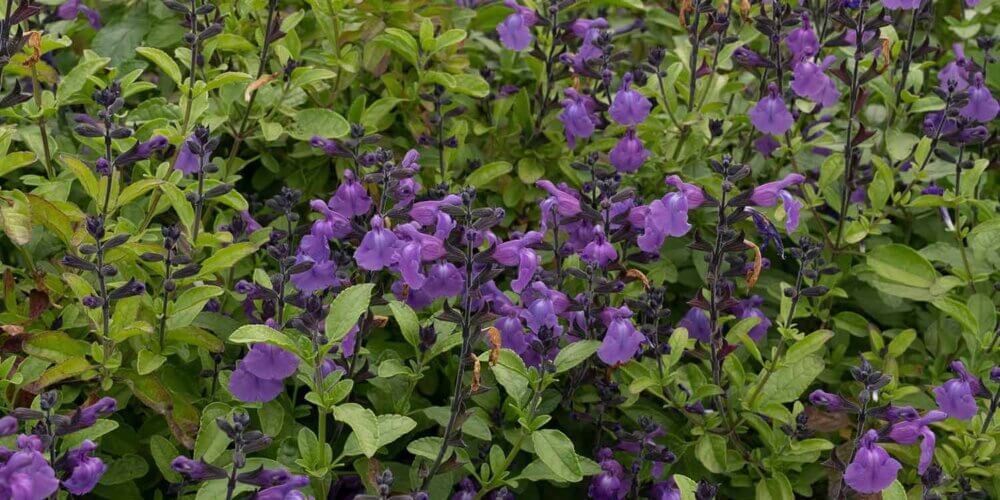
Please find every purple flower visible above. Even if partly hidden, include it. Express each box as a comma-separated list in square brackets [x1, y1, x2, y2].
[588, 448, 629, 500]
[598, 306, 645, 366]
[664, 175, 705, 207]
[242, 343, 300, 380]
[494, 231, 543, 292]
[791, 56, 841, 107]
[960, 73, 998, 123]
[938, 44, 970, 92]
[559, 89, 600, 148]
[255, 474, 310, 500]
[883, 0, 922, 8]
[733, 296, 771, 341]
[754, 135, 781, 158]
[290, 234, 339, 293]
[310, 136, 350, 157]
[57, 0, 101, 29]
[678, 307, 711, 343]
[563, 18, 608, 74]
[496, 310, 529, 356]
[173, 134, 203, 175]
[734, 46, 772, 69]
[354, 215, 398, 271]
[786, 15, 819, 62]
[60, 397, 117, 434]
[934, 378, 978, 420]
[581, 226, 617, 268]
[609, 127, 650, 173]
[237, 467, 293, 487]
[636, 192, 691, 253]
[648, 476, 682, 500]
[171, 456, 228, 482]
[808, 390, 853, 412]
[60, 440, 106, 495]
[751, 173, 804, 232]
[329, 169, 372, 218]
[452, 477, 479, 500]
[536, 180, 582, 217]
[888, 410, 946, 474]
[749, 83, 794, 135]
[410, 194, 461, 226]
[0, 443, 59, 499]
[609, 73, 651, 126]
[421, 261, 466, 300]
[496, 0, 537, 51]
[843, 430, 901, 494]
[0, 416, 16, 436]
[229, 361, 285, 403]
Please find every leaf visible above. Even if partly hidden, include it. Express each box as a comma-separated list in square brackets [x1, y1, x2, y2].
[783, 330, 834, 364]
[0, 190, 32, 245]
[90, 9, 150, 65]
[867, 157, 893, 212]
[166, 285, 224, 330]
[194, 403, 232, 462]
[59, 154, 100, 201]
[137, 47, 182, 86]
[553, 340, 601, 374]
[407, 436, 447, 461]
[23, 331, 90, 362]
[466, 161, 512, 188]
[160, 183, 195, 233]
[343, 414, 417, 456]
[0, 151, 36, 177]
[373, 28, 418, 66]
[149, 435, 182, 483]
[867, 243, 938, 288]
[30, 356, 91, 390]
[27, 194, 76, 246]
[56, 50, 110, 103]
[198, 242, 259, 277]
[228, 324, 299, 354]
[932, 297, 979, 336]
[433, 29, 467, 53]
[332, 403, 379, 458]
[886, 329, 916, 358]
[165, 326, 224, 353]
[756, 355, 825, 404]
[198, 72, 253, 96]
[288, 108, 350, 141]
[137, 349, 167, 375]
[324, 284, 374, 344]
[531, 429, 583, 482]
[387, 300, 420, 348]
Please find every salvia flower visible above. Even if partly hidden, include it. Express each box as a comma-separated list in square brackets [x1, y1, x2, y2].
[732, 295, 771, 341]
[493, 231, 543, 292]
[354, 215, 398, 271]
[588, 448, 629, 500]
[290, 234, 339, 293]
[581, 226, 617, 268]
[960, 73, 999, 123]
[57, 0, 101, 29]
[496, 0, 537, 51]
[883, 0, 921, 9]
[843, 430, 901, 494]
[808, 390, 854, 413]
[750, 173, 804, 232]
[559, 88, 600, 148]
[329, 169, 372, 218]
[59, 440, 106, 495]
[648, 476, 681, 500]
[663, 175, 705, 207]
[934, 378, 979, 420]
[938, 44, 969, 91]
[786, 14, 819, 62]
[598, 306, 645, 366]
[888, 410, 946, 474]
[229, 343, 299, 403]
[609, 73, 651, 126]
[609, 127, 650, 173]
[678, 307, 711, 343]
[733, 46, 772, 69]
[536, 180, 582, 217]
[0, 439, 59, 499]
[636, 192, 691, 252]
[791, 56, 841, 107]
[749, 83, 794, 135]
[0, 416, 16, 436]
[171, 456, 228, 483]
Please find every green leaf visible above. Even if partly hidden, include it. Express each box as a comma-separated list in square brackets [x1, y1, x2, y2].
[198, 72, 253, 96]
[198, 242, 259, 277]
[0, 190, 32, 245]
[30, 357, 91, 390]
[23, 331, 90, 362]
[56, 50, 110, 103]
[466, 161, 512, 188]
[932, 297, 979, 336]
[882, 480, 907, 500]
[150, 435, 182, 483]
[886, 329, 916, 358]
[674, 475, 698, 500]
[433, 29, 467, 53]
[867, 157, 894, 212]
[783, 330, 834, 364]
[137, 349, 167, 375]
[553, 340, 601, 373]
[407, 436, 447, 461]
[194, 403, 232, 462]
[332, 403, 379, 458]
[288, 108, 350, 141]
[228, 325, 299, 354]
[387, 300, 420, 348]
[160, 182, 195, 233]
[373, 28, 418, 66]
[0, 152, 37, 177]
[137, 47, 182, 86]
[324, 284, 374, 345]
[165, 326, 225, 353]
[59, 154, 100, 201]
[867, 243, 938, 288]
[167, 285, 224, 330]
[756, 355, 825, 404]
[531, 429, 583, 482]
[343, 414, 417, 456]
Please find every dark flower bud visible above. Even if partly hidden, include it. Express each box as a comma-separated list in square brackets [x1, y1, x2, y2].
[204, 183, 234, 199]
[103, 233, 130, 250]
[108, 279, 145, 300]
[990, 367, 1000, 383]
[648, 47, 665, 66]
[800, 285, 829, 297]
[62, 255, 97, 272]
[40, 390, 59, 410]
[233, 412, 251, 430]
[85, 216, 105, 239]
[709, 119, 724, 137]
[9, 408, 44, 421]
[164, 279, 176, 293]
[101, 265, 118, 277]
[171, 457, 228, 483]
[140, 252, 165, 262]
[82, 295, 104, 309]
[695, 480, 718, 500]
[109, 127, 133, 139]
[74, 124, 104, 138]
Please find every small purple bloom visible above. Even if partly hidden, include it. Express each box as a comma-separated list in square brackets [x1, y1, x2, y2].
[558, 89, 599, 148]
[255, 474, 310, 500]
[934, 378, 978, 420]
[581, 226, 617, 268]
[809, 390, 853, 412]
[754, 135, 781, 158]
[734, 46, 772, 69]
[354, 215, 398, 271]
[0, 443, 59, 500]
[843, 430, 901, 494]
[791, 56, 841, 107]
[960, 73, 998, 123]
[242, 343, 300, 380]
[496, 0, 537, 51]
[664, 175, 705, 207]
[888, 410, 946, 474]
[786, 14, 819, 62]
[883, 0, 922, 8]
[733, 295, 771, 341]
[749, 83, 794, 135]
[536, 180, 581, 217]
[751, 173, 805, 206]
[609, 127, 650, 173]
[58, 0, 101, 29]
[329, 169, 372, 218]
[60, 440, 106, 495]
[597, 306, 645, 366]
[171, 456, 228, 482]
[310, 136, 350, 157]
[648, 476, 682, 500]
[588, 448, 629, 500]
[173, 134, 204, 175]
[229, 361, 285, 403]
[938, 44, 970, 92]
[608, 73, 651, 126]
[0, 416, 16, 436]
[637, 192, 691, 252]
[290, 234, 339, 293]
[678, 307, 711, 343]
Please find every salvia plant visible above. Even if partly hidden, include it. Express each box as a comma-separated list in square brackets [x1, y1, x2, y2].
[0, 0, 996, 498]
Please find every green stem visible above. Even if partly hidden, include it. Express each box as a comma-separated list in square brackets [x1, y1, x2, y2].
[30, 65, 54, 180]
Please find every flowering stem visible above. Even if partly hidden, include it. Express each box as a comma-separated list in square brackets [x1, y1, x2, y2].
[192, 156, 206, 243]
[158, 254, 173, 352]
[889, 5, 920, 125]
[952, 145, 976, 292]
[686, 7, 702, 110]
[834, 4, 867, 250]
[744, 263, 805, 410]
[531, 20, 561, 139]
[30, 65, 54, 180]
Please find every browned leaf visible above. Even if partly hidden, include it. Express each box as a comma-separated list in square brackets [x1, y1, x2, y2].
[744, 239, 762, 290]
[485, 326, 501, 366]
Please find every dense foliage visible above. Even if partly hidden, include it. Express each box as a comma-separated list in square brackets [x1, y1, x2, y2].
[0, 0, 997, 498]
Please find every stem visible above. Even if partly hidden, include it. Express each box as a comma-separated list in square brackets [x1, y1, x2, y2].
[30, 65, 54, 180]
[223, 462, 240, 500]
[158, 257, 172, 352]
[226, 0, 279, 173]
[890, 7, 920, 125]
[834, 5, 867, 250]
[745, 266, 805, 409]
[687, 8, 703, 110]
[530, 21, 561, 139]
[707, 188, 729, 390]
[192, 156, 206, 242]
[952, 145, 975, 291]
